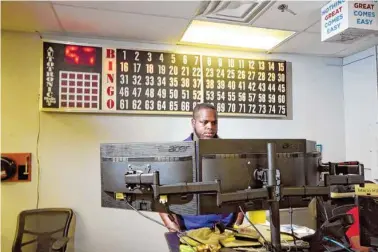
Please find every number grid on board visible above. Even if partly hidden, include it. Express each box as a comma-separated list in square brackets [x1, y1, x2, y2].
[42, 41, 289, 118]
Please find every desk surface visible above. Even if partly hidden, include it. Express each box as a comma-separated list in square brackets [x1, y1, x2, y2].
[164, 233, 245, 252]
[164, 232, 310, 252]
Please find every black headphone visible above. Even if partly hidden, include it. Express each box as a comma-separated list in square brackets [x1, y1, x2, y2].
[1, 157, 17, 181]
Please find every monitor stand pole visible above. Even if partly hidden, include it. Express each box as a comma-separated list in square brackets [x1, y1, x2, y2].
[267, 142, 281, 251]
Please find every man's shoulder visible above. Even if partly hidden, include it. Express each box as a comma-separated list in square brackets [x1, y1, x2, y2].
[183, 133, 220, 141]
[183, 133, 194, 142]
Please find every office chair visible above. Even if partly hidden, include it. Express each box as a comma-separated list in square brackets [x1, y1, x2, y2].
[303, 197, 355, 251]
[332, 204, 355, 216]
[12, 208, 74, 252]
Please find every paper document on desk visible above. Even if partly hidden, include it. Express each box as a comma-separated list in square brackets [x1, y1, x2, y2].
[280, 224, 315, 238]
[238, 224, 294, 242]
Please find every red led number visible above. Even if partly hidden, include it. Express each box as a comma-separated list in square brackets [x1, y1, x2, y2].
[65, 45, 96, 66]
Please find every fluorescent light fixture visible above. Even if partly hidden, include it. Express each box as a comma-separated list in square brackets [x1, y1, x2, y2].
[179, 20, 296, 51]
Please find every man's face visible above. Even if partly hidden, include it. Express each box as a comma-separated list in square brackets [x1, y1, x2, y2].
[191, 108, 218, 139]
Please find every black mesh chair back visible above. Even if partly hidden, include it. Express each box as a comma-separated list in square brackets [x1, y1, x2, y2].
[12, 208, 73, 252]
[316, 197, 333, 223]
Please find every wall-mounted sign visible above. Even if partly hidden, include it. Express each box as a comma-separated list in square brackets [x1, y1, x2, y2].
[1, 153, 32, 182]
[41, 41, 289, 118]
[321, 0, 378, 42]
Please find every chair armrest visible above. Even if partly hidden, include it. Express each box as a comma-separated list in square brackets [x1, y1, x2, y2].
[52, 237, 69, 251]
[320, 213, 354, 240]
[327, 213, 353, 225]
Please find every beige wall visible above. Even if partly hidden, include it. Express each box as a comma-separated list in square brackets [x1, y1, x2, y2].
[2, 30, 346, 252]
[1, 31, 42, 251]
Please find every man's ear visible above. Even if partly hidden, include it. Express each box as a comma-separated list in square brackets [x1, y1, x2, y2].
[191, 118, 195, 128]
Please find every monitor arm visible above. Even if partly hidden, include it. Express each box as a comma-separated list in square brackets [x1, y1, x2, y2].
[124, 170, 271, 204]
[120, 143, 365, 252]
[122, 152, 364, 206]
[319, 161, 365, 187]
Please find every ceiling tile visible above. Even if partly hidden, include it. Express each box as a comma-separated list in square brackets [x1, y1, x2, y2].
[252, 1, 328, 32]
[2, 0, 375, 58]
[334, 35, 378, 57]
[306, 20, 321, 33]
[53, 4, 191, 44]
[51, 1, 201, 19]
[272, 32, 349, 56]
[1, 1, 62, 33]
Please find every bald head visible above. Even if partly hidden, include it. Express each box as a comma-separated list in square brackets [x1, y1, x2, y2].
[192, 103, 217, 119]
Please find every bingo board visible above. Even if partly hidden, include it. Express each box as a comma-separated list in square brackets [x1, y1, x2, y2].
[41, 41, 289, 118]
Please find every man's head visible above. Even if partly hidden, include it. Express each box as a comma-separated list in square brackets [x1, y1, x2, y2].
[191, 103, 218, 139]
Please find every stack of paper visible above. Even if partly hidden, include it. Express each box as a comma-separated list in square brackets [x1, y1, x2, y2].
[280, 224, 315, 238]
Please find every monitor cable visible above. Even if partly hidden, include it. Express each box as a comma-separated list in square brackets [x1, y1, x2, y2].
[238, 206, 272, 252]
[125, 200, 169, 229]
[288, 197, 298, 251]
[35, 97, 41, 209]
[323, 236, 354, 252]
[163, 203, 181, 231]
[124, 200, 206, 250]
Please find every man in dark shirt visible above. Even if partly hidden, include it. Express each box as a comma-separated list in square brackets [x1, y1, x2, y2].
[159, 103, 243, 231]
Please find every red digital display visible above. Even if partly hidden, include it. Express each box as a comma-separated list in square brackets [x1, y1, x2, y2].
[65, 45, 96, 66]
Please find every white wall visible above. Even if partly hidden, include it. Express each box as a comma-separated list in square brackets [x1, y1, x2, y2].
[2, 31, 346, 252]
[343, 47, 378, 180]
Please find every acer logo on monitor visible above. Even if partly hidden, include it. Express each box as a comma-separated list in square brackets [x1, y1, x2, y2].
[168, 145, 190, 152]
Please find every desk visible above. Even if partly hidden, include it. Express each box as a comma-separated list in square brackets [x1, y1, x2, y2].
[164, 232, 310, 252]
[164, 232, 244, 252]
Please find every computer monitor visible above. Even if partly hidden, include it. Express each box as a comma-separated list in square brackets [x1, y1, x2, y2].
[358, 195, 378, 247]
[196, 139, 322, 214]
[100, 141, 198, 215]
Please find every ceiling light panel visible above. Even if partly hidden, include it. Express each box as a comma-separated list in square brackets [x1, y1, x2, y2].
[179, 20, 296, 51]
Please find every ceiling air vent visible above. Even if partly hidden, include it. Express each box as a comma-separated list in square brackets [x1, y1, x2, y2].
[195, 0, 275, 25]
[325, 29, 378, 44]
